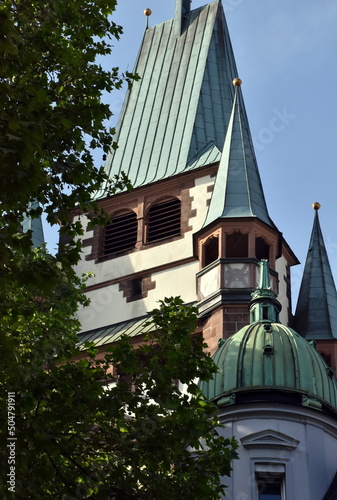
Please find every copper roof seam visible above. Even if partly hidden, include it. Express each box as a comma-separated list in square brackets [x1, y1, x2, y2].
[128, 24, 166, 186]
[110, 27, 156, 185]
[142, 22, 177, 185]
[283, 324, 301, 391]
[101, 25, 150, 193]
[236, 88, 253, 218]
[113, 25, 157, 184]
[136, 21, 175, 184]
[159, 5, 213, 182]
[237, 325, 251, 389]
[253, 323, 263, 387]
[220, 88, 237, 220]
[146, 10, 200, 184]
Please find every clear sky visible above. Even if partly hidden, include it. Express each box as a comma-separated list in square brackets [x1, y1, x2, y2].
[45, 0, 337, 308]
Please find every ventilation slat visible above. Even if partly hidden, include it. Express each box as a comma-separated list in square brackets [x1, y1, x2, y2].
[103, 211, 138, 255]
[147, 198, 181, 243]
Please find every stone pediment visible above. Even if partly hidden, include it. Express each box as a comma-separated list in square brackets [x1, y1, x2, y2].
[241, 429, 300, 450]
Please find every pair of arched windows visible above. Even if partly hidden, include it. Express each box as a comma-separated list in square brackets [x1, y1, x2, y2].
[102, 198, 181, 257]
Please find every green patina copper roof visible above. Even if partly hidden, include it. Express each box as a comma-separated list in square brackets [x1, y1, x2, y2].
[200, 321, 337, 413]
[203, 84, 275, 228]
[98, 0, 238, 194]
[295, 207, 337, 340]
[77, 315, 156, 351]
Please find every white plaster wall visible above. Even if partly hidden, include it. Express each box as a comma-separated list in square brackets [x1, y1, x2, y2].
[189, 173, 214, 232]
[218, 404, 337, 500]
[77, 261, 199, 332]
[275, 255, 289, 326]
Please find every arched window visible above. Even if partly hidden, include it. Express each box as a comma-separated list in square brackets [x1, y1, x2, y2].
[203, 236, 219, 267]
[103, 211, 137, 255]
[147, 198, 181, 243]
[226, 232, 248, 258]
[256, 237, 269, 261]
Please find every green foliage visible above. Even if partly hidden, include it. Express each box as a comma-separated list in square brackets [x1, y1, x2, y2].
[0, 0, 136, 267]
[1, 284, 237, 498]
[0, 3, 238, 497]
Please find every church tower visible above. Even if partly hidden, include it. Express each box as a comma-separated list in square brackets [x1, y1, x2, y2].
[71, 1, 337, 498]
[75, 0, 298, 354]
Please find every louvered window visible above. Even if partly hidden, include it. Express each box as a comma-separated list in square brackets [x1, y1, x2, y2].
[103, 211, 137, 255]
[147, 198, 181, 243]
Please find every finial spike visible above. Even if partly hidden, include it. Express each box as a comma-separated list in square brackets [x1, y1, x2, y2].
[144, 8, 152, 29]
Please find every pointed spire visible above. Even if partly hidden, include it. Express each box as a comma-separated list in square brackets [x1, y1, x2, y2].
[295, 204, 337, 340]
[249, 260, 281, 323]
[203, 79, 275, 229]
[175, 0, 191, 36]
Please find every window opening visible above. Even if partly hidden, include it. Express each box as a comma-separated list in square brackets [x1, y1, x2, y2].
[226, 232, 248, 258]
[204, 236, 219, 267]
[262, 305, 269, 320]
[256, 464, 284, 500]
[147, 198, 181, 243]
[256, 237, 270, 261]
[258, 481, 282, 500]
[103, 211, 137, 255]
[131, 278, 143, 297]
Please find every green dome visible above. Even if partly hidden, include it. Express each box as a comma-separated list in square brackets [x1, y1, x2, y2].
[201, 322, 337, 413]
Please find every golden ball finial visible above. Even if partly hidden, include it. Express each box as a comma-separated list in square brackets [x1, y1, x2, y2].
[232, 78, 242, 87]
[144, 8, 152, 16]
[312, 202, 321, 210]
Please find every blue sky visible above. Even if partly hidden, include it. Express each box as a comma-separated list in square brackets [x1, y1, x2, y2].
[45, 0, 337, 307]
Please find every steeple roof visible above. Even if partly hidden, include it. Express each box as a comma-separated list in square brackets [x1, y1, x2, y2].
[99, 0, 239, 194]
[203, 82, 275, 229]
[295, 205, 337, 340]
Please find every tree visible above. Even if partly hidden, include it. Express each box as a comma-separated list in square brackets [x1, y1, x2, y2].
[0, 2, 238, 497]
[0, 0, 134, 268]
[0, 260, 237, 498]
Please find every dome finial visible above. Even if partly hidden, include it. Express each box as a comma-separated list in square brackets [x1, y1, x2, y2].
[312, 202, 321, 211]
[232, 78, 242, 87]
[249, 260, 281, 323]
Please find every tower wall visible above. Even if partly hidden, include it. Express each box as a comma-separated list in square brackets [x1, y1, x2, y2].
[218, 404, 337, 500]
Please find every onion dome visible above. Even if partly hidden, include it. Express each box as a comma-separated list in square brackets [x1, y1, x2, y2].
[201, 261, 337, 414]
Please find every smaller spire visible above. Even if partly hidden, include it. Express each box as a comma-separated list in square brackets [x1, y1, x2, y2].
[249, 260, 282, 323]
[295, 204, 337, 340]
[203, 79, 275, 229]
